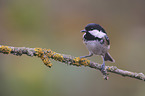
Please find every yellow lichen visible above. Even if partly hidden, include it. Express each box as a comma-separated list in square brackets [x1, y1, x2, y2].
[44, 49, 52, 58]
[53, 53, 64, 61]
[73, 57, 81, 66]
[34, 48, 44, 57]
[45, 49, 52, 58]
[53, 53, 58, 60]
[34, 48, 52, 68]
[40, 55, 45, 59]
[74, 57, 80, 62]
[0, 45, 11, 54]
[108, 67, 111, 70]
[42, 58, 47, 63]
[43, 60, 52, 68]
[59, 55, 64, 62]
[41, 55, 52, 68]
[47, 52, 52, 58]
[46, 49, 52, 52]
[51, 52, 56, 58]
[46, 63, 52, 68]
[80, 58, 90, 66]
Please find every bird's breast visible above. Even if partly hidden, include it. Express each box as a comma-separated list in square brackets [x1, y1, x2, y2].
[83, 40, 108, 56]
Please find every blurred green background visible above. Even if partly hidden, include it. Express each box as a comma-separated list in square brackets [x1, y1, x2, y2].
[0, 0, 145, 96]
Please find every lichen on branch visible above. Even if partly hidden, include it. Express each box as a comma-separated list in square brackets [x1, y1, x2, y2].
[0, 45, 145, 81]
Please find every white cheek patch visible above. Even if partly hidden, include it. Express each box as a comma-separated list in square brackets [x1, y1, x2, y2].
[89, 30, 106, 38]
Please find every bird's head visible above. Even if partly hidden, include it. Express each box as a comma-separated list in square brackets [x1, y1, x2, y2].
[81, 23, 106, 34]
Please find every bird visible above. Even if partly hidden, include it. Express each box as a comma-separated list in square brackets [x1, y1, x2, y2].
[80, 23, 115, 71]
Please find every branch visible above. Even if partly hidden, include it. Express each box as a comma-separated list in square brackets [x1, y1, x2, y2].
[0, 45, 145, 81]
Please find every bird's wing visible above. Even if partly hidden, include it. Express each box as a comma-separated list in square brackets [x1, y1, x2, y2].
[104, 35, 110, 45]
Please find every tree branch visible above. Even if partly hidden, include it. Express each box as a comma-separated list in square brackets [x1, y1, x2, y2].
[0, 45, 145, 81]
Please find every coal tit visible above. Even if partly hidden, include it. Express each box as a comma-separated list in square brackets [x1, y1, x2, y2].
[80, 23, 115, 71]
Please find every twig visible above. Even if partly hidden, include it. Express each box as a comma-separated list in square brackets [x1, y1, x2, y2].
[0, 45, 145, 81]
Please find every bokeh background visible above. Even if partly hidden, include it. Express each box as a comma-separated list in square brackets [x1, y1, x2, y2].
[0, 0, 145, 96]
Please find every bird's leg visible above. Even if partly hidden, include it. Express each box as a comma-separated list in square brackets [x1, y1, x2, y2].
[80, 52, 93, 58]
[101, 57, 105, 72]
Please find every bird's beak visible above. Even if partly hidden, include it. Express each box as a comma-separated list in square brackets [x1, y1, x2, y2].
[80, 29, 86, 32]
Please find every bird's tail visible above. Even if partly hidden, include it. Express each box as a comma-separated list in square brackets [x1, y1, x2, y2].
[104, 52, 115, 62]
